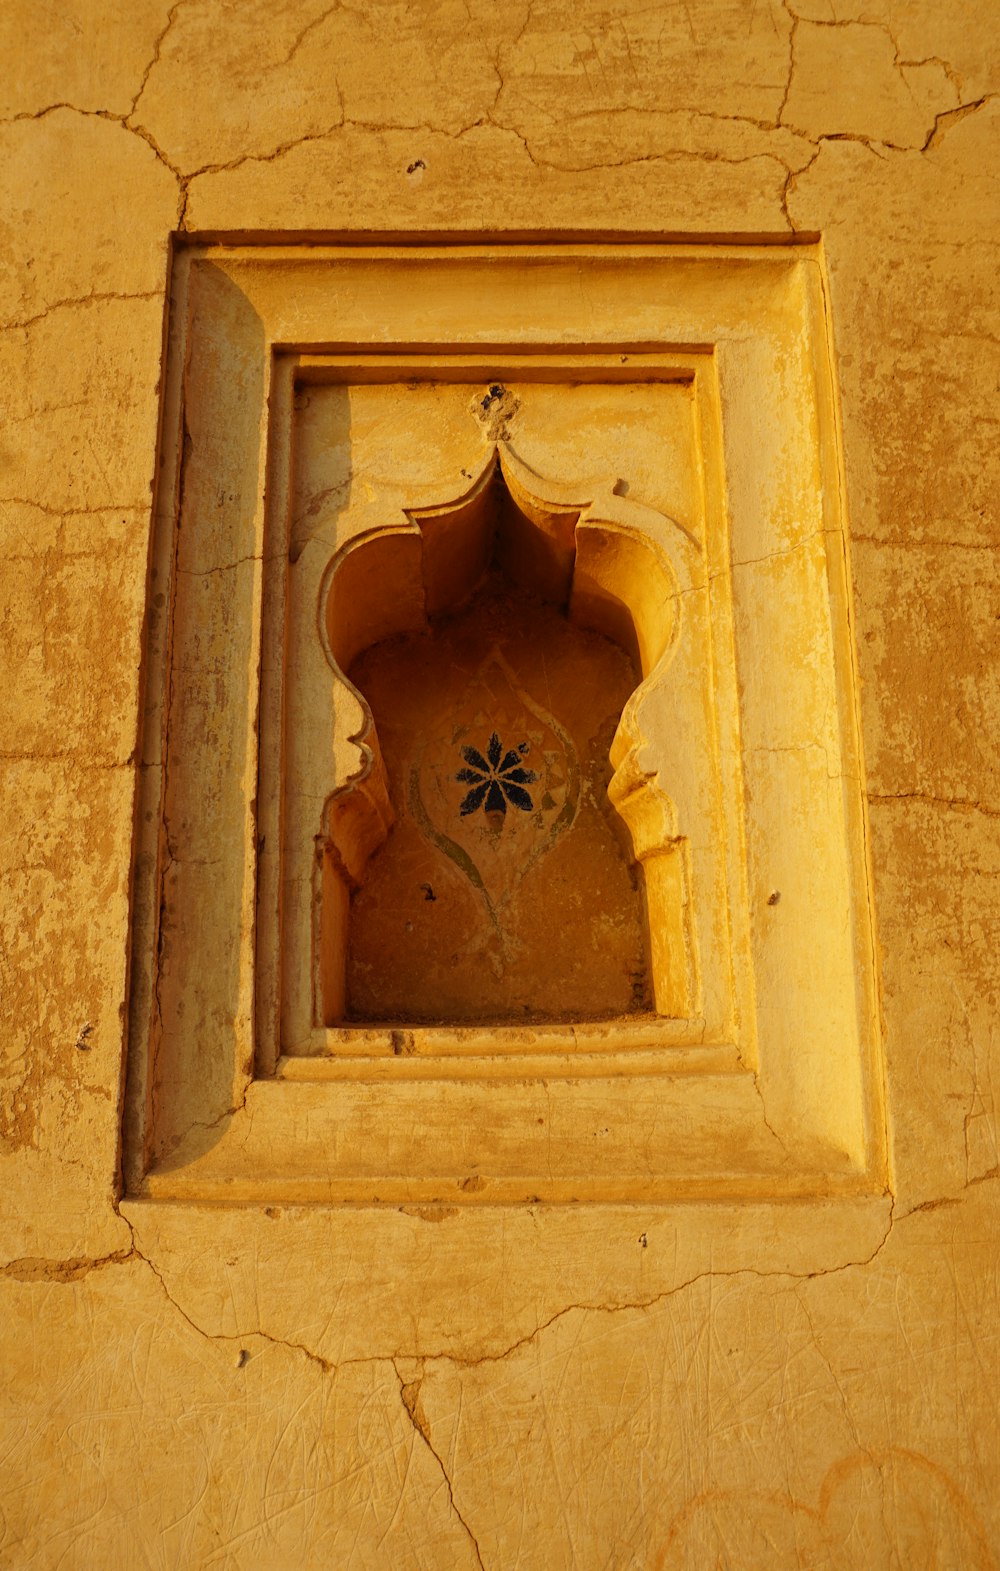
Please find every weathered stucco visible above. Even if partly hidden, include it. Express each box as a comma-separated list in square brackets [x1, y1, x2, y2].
[1, 2, 998, 1566]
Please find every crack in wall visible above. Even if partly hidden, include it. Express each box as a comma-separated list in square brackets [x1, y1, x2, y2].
[868, 791, 1000, 821]
[779, 90, 994, 224]
[52, 1195, 896, 1382]
[0, 499, 145, 518]
[18, 1172, 997, 1354]
[3, 1195, 900, 1411]
[399, 1205, 897, 1372]
[173, 88, 347, 186]
[1, 291, 162, 335]
[173, 85, 995, 229]
[393, 1358, 487, 1569]
[127, 0, 185, 125]
[269, 3, 344, 72]
[907, 1166, 1000, 1217]
[4, 21, 997, 1530]
[177, 550, 268, 579]
[778, 1, 988, 163]
[923, 96, 991, 152]
[776, 5, 799, 128]
[1, 101, 186, 227]
[5, 31, 992, 244]
[99, 1207, 336, 1372]
[750, 1071, 793, 1155]
[14, 1184, 1000, 1393]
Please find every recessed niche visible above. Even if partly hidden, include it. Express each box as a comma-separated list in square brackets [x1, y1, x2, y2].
[125, 242, 887, 1205]
[323, 457, 664, 1026]
[276, 362, 729, 1065]
[313, 445, 693, 1034]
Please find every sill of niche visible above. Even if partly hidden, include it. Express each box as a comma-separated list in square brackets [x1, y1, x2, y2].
[135, 1162, 882, 1207]
[294, 1018, 716, 1056]
[276, 1028, 744, 1081]
[141, 1061, 877, 1201]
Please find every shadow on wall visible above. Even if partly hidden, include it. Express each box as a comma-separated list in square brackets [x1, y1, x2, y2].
[655, 1449, 995, 1571]
[143, 260, 267, 1173]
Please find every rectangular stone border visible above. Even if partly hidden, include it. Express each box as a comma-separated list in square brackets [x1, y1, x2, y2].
[261, 348, 746, 1067]
[124, 238, 889, 1206]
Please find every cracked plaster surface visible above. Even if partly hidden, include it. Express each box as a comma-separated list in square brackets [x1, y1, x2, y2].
[1, 1187, 998, 1566]
[2, 0, 995, 240]
[0, 0, 172, 121]
[0, 0, 994, 1194]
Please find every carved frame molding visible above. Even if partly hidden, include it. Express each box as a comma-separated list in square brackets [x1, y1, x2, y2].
[123, 239, 889, 1212]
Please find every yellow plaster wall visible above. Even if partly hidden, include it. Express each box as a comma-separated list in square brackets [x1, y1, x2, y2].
[1, 2, 999, 1565]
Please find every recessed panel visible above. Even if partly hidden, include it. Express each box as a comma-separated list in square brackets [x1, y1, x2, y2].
[280, 374, 721, 1047]
[125, 243, 886, 1204]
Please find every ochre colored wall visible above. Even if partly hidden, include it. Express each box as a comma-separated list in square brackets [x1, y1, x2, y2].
[2, 3, 999, 1566]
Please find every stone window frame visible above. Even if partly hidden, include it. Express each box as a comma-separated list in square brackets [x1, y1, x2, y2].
[287, 414, 707, 1049]
[124, 238, 889, 1209]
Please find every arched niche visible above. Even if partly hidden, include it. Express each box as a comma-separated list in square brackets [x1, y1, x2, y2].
[316, 444, 690, 1027]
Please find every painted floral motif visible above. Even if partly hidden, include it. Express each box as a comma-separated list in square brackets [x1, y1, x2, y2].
[456, 732, 537, 818]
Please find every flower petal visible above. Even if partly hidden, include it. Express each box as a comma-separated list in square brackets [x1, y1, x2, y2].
[461, 745, 490, 774]
[487, 732, 503, 768]
[485, 779, 507, 814]
[500, 765, 537, 785]
[459, 782, 489, 816]
[455, 766, 486, 784]
[502, 781, 535, 812]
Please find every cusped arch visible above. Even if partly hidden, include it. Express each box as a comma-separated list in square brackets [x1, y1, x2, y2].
[315, 444, 696, 1025]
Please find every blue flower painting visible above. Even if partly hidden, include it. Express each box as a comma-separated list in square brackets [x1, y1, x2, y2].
[456, 732, 537, 818]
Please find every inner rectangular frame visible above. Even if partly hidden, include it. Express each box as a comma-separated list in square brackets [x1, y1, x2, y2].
[124, 240, 887, 1202]
[255, 348, 752, 1075]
